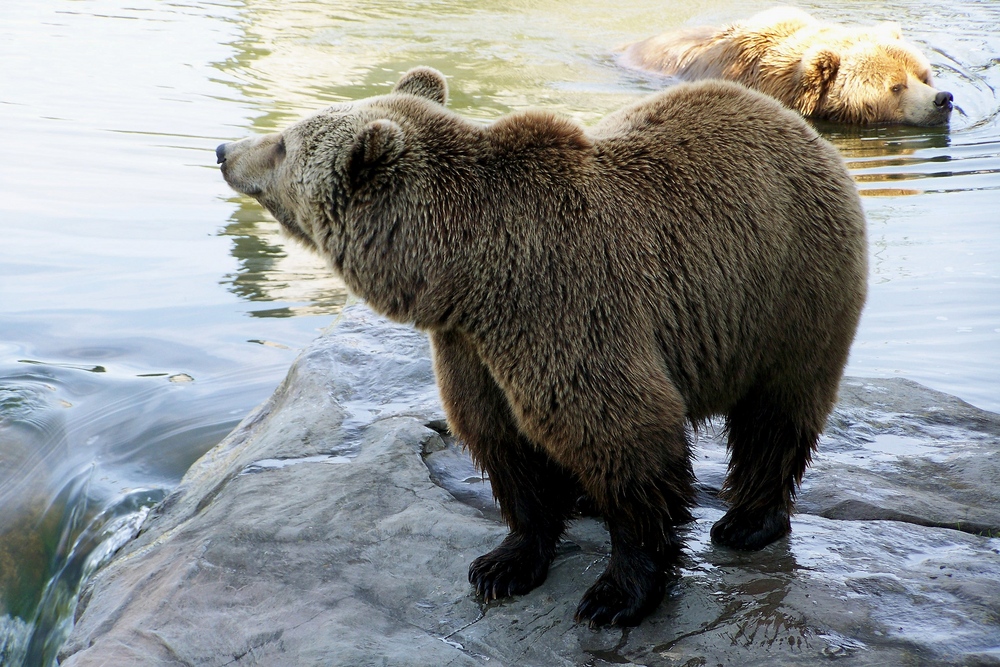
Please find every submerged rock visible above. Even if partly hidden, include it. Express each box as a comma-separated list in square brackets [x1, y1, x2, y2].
[60, 305, 1000, 666]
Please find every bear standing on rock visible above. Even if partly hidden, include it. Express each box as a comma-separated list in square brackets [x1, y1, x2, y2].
[217, 67, 868, 627]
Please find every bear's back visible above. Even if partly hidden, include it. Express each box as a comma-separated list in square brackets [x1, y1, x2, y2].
[585, 80, 861, 264]
[351, 82, 866, 420]
[580, 80, 866, 416]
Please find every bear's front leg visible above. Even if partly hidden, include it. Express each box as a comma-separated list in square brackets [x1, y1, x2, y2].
[465, 429, 580, 601]
[430, 330, 580, 601]
[565, 377, 696, 627]
[572, 450, 694, 627]
[574, 520, 679, 627]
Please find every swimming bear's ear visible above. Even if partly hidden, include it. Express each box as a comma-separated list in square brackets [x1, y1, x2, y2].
[874, 21, 903, 40]
[393, 67, 449, 106]
[798, 48, 840, 117]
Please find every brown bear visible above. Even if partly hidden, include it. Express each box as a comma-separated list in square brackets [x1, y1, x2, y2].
[216, 67, 868, 626]
[623, 6, 953, 126]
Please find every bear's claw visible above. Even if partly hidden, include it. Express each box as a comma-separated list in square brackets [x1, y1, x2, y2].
[469, 533, 553, 602]
[574, 564, 666, 628]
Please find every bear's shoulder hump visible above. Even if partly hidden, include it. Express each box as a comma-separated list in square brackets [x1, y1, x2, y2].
[487, 110, 593, 154]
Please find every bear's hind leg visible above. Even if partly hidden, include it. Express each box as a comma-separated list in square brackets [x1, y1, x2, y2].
[711, 392, 818, 550]
[431, 331, 579, 601]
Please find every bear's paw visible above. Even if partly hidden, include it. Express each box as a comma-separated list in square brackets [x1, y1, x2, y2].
[574, 551, 667, 628]
[710, 506, 791, 550]
[468, 532, 555, 602]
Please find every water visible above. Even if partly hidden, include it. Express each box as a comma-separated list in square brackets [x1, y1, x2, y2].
[0, 0, 997, 663]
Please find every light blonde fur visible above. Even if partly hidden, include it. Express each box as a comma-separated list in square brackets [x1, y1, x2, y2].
[624, 7, 952, 126]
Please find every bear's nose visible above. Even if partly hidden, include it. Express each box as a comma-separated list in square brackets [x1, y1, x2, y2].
[216, 143, 228, 164]
[934, 91, 954, 108]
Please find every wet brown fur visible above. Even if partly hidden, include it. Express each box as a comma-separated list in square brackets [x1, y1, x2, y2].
[218, 67, 868, 626]
[624, 7, 952, 126]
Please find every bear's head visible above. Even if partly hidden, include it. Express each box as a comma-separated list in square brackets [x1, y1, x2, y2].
[797, 27, 953, 126]
[216, 67, 451, 258]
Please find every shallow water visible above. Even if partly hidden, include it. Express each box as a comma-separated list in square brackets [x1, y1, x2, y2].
[0, 0, 997, 663]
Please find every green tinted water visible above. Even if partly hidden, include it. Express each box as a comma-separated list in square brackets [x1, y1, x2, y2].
[0, 0, 997, 663]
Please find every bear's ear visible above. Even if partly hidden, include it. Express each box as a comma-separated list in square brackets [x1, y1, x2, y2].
[798, 48, 840, 117]
[393, 67, 448, 106]
[874, 22, 903, 40]
[348, 119, 405, 181]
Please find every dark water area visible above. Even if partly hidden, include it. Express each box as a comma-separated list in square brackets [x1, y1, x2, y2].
[0, 0, 997, 664]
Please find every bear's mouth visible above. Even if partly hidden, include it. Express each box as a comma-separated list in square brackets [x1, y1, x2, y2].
[924, 108, 952, 127]
[218, 162, 263, 196]
[217, 141, 265, 196]
[920, 92, 954, 126]
[226, 177, 262, 196]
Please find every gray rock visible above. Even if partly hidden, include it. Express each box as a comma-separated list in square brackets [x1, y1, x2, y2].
[802, 377, 1000, 537]
[60, 305, 1000, 666]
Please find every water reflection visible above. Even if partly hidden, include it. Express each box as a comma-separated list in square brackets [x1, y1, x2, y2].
[822, 123, 1000, 197]
[219, 198, 348, 318]
[709, 566, 808, 651]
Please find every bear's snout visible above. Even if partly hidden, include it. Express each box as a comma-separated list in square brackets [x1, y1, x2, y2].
[216, 142, 228, 164]
[934, 91, 954, 110]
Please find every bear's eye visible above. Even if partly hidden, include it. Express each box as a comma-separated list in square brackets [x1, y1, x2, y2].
[890, 83, 905, 94]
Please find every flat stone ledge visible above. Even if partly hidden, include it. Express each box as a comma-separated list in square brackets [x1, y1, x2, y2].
[60, 305, 1000, 666]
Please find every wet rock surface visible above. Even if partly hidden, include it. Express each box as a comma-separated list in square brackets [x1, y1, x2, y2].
[61, 305, 1000, 666]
